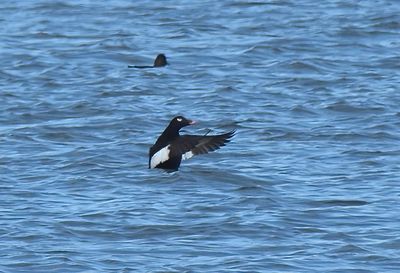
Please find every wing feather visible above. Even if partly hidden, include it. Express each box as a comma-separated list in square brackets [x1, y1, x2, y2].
[171, 131, 235, 160]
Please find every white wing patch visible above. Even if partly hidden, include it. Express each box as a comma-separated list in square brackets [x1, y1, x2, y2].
[150, 145, 171, 168]
[182, 151, 194, 160]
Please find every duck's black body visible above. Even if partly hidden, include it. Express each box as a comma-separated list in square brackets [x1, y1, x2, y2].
[149, 116, 235, 170]
[129, 54, 168, 69]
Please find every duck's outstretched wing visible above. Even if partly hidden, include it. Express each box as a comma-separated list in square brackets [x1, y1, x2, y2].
[171, 131, 235, 160]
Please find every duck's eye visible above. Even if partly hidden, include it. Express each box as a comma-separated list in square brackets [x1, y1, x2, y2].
[177, 118, 182, 122]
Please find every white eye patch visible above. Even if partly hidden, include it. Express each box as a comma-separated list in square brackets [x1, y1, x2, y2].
[177, 118, 182, 122]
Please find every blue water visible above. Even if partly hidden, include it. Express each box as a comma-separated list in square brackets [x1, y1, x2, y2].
[1, 0, 400, 272]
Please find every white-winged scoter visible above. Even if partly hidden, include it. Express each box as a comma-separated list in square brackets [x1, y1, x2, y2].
[149, 116, 235, 170]
[128, 54, 168, 68]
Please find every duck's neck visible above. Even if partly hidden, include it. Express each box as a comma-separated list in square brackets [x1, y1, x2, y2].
[156, 126, 180, 145]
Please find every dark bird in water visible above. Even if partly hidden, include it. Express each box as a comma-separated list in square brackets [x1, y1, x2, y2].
[129, 54, 168, 68]
[149, 116, 235, 170]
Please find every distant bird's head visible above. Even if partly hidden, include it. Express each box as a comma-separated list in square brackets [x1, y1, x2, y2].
[154, 54, 168, 67]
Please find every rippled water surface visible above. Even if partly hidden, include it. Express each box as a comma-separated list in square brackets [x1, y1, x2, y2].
[1, 0, 400, 272]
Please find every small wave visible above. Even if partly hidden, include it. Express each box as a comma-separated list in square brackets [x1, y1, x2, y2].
[325, 101, 385, 113]
[310, 199, 369, 207]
